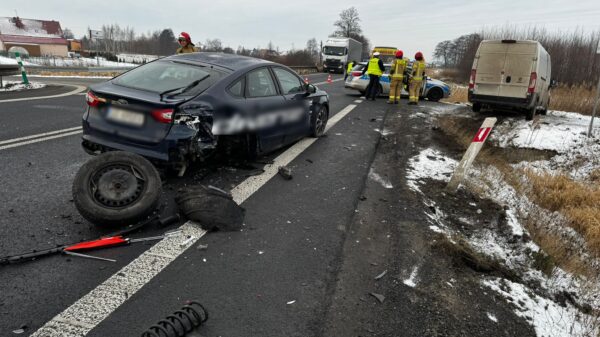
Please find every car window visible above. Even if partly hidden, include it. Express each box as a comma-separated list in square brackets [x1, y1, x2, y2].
[228, 78, 244, 97]
[246, 68, 277, 98]
[273, 68, 304, 94]
[113, 60, 225, 94]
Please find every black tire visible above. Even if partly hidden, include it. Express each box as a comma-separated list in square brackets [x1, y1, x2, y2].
[526, 107, 536, 121]
[427, 88, 444, 102]
[72, 151, 162, 226]
[310, 105, 329, 137]
[472, 102, 482, 113]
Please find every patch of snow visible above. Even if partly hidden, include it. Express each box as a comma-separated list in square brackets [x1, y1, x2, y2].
[429, 225, 443, 233]
[403, 266, 419, 287]
[486, 312, 498, 323]
[0, 55, 36, 66]
[0, 81, 45, 92]
[25, 56, 136, 68]
[374, 128, 393, 136]
[505, 209, 524, 236]
[26, 75, 112, 79]
[368, 168, 393, 189]
[483, 278, 599, 337]
[406, 148, 457, 192]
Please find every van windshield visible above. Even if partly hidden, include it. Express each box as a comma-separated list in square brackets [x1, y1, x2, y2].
[113, 60, 225, 95]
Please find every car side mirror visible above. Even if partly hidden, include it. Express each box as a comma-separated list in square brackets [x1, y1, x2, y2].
[305, 83, 317, 94]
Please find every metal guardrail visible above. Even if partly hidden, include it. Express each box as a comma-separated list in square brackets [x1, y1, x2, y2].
[0, 64, 20, 88]
[288, 66, 320, 74]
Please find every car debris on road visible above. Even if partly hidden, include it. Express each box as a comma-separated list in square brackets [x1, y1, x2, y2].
[278, 166, 293, 180]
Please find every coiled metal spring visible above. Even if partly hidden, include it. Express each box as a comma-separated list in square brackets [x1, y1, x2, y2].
[141, 301, 208, 337]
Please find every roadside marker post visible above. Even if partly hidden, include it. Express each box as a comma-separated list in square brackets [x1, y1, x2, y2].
[587, 41, 600, 138]
[446, 117, 497, 191]
[14, 52, 29, 85]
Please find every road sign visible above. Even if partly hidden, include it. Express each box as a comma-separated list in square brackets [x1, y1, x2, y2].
[89, 29, 104, 40]
[447, 117, 497, 191]
[472, 127, 492, 143]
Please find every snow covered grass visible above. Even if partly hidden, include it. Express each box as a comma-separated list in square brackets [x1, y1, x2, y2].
[25, 56, 136, 68]
[484, 277, 599, 337]
[407, 108, 600, 336]
[0, 81, 45, 92]
[0, 55, 36, 66]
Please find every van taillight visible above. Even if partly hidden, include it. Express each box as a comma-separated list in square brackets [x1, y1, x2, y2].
[527, 72, 537, 94]
[86, 91, 105, 107]
[151, 109, 174, 123]
[468, 70, 476, 90]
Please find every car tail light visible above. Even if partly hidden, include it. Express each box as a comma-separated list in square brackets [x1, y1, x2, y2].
[151, 108, 174, 123]
[527, 72, 537, 94]
[352, 71, 362, 77]
[86, 91, 106, 107]
[468, 69, 476, 90]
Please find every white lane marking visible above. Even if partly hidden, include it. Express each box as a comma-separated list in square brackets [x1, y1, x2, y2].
[0, 126, 82, 146]
[354, 99, 363, 103]
[0, 130, 82, 151]
[0, 85, 86, 103]
[32, 103, 359, 337]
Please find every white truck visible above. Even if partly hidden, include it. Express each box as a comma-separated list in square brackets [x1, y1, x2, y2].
[468, 39, 554, 120]
[322, 38, 363, 74]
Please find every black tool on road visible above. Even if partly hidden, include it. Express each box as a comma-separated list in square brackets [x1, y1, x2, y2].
[0, 214, 180, 265]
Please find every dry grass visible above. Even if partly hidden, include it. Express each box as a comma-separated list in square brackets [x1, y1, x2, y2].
[442, 84, 469, 104]
[550, 84, 598, 115]
[526, 172, 600, 256]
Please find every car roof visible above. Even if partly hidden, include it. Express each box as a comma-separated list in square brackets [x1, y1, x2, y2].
[164, 52, 273, 71]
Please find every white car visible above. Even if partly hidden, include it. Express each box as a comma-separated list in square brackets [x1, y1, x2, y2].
[344, 63, 451, 101]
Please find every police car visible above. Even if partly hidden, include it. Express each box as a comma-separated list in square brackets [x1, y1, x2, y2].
[344, 62, 451, 101]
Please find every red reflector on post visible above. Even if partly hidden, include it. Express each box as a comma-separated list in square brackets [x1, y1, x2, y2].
[472, 127, 492, 143]
[151, 109, 174, 123]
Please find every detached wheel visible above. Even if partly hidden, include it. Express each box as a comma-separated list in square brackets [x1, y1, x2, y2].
[310, 105, 329, 137]
[427, 88, 443, 102]
[72, 151, 162, 226]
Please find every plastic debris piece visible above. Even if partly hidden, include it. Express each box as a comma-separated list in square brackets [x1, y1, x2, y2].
[197, 244, 208, 251]
[180, 236, 196, 248]
[258, 251, 264, 255]
[375, 270, 387, 280]
[278, 166, 293, 180]
[287, 300, 296, 305]
[370, 292, 385, 304]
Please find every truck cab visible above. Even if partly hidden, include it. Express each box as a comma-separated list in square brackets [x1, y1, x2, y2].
[322, 38, 363, 74]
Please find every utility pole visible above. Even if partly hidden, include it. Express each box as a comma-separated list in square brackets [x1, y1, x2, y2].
[320, 40, 323, 66]
[588, 40, 600, 137]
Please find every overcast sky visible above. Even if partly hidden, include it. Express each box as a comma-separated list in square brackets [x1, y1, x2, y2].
[2, 0, 599, 59]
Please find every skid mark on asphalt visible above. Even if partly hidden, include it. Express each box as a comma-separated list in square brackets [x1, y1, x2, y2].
[0, 85, 86, 103]
[0, 127, 82, 151]
[31, 103, 358, 337]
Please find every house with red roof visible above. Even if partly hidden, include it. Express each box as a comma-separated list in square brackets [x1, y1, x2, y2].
[0, 17, 68, 57]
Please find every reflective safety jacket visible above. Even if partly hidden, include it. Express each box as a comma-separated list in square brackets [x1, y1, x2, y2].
[390, 58, 408, 79]
[366, 57, 384, 76]
[411, 59, 426, 81]
[346, 62, 354, 74]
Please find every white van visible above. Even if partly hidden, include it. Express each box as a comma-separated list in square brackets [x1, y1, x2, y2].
[468, 40, 554, 120]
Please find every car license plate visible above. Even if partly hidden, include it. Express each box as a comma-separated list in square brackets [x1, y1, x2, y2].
[107, 106, 144, 126]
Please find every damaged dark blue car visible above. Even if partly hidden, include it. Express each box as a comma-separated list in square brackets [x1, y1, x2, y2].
[82, 53, 330, 175]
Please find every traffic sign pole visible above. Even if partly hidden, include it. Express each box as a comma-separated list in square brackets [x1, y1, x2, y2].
[588, 41, 600, 138]
[446, 117, 497, 191]
[15, 52, 29, 85]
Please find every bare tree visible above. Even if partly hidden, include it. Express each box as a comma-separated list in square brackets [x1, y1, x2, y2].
[204, 38, 223, 52]
[333, 7, 362, 38]
[62, 28, 74, 39]
[306, 38, 319, 62]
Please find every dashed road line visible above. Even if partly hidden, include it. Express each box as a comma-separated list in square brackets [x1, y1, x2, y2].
[31, 102, 359, 337]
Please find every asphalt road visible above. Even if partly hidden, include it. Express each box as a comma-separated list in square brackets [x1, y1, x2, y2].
[0, 72, 369, 336]
[1, 72, 530, 337]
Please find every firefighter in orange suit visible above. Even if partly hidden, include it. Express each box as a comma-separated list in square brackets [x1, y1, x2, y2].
[388, 50, 407, 104]
[409, 52, 426, 105]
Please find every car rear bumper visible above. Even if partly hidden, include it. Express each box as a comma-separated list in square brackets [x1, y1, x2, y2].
[469, 92, 534, 108]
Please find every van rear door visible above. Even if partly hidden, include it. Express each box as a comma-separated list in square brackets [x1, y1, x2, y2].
[474, 42, 507, 97]
[498, 43, 536, 98]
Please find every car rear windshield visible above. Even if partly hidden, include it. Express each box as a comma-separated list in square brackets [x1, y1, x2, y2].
[113, 60, 226, 95]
